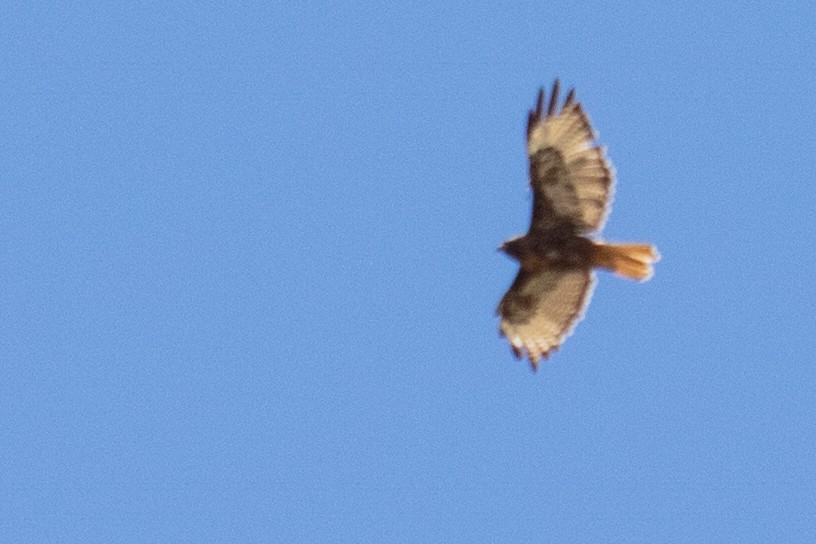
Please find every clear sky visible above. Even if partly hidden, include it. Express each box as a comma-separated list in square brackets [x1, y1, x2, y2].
[2, 1, 815, 542]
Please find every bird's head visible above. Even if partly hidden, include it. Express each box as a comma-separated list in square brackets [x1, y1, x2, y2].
[499, 236, 526, 260]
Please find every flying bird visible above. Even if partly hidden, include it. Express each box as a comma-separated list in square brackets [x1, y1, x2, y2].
[497, 80, 659, 370]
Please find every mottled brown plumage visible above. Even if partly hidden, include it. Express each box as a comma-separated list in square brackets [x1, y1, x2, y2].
[498, 81, 659, 370]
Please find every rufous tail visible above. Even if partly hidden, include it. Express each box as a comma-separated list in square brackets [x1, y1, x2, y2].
[592, 242, 660, 281]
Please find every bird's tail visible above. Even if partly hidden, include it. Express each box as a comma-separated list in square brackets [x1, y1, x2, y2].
[592, 242, 660, 281]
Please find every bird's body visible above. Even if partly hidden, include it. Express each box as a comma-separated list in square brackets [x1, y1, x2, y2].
[497, 81, 659, 369]
[501, 232, 595, 270]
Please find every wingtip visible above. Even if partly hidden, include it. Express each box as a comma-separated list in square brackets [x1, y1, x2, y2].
[530, 79, 576, 122]
[547, 79, 560, 117]
[564, 87, 576, 108]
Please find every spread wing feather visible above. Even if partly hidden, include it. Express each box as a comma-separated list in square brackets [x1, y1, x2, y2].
[497, 268, 595, 368]
[526, 82, 615, 234]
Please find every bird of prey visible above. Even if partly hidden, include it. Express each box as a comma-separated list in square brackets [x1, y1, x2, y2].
[497, 80, 659, 370]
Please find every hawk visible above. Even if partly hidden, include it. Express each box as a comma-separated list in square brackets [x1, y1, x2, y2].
[497, 80, 659, 370]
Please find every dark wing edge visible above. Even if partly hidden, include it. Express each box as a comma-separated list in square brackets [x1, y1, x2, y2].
[497, 267, 595, 370]
[526, 80, 616, 234]
[526, 79, 576, 139]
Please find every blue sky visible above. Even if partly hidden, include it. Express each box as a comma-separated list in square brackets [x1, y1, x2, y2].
[2, 1, 815, 542]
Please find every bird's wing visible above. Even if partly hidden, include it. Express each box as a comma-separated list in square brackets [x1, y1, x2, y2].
[497, 267, 595, 369]
[526, 81, 615, 234]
